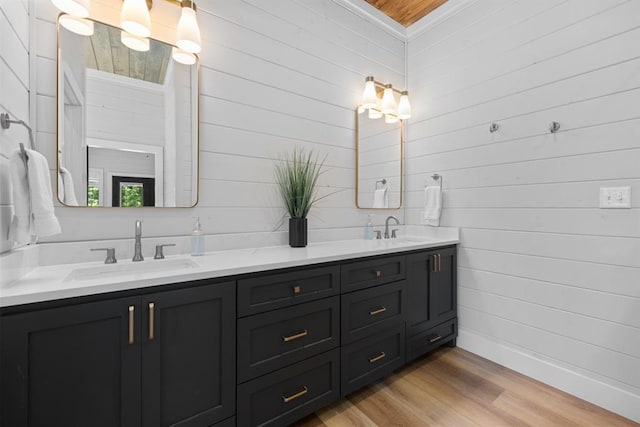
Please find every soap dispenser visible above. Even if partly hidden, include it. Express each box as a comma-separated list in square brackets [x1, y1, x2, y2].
[364, 214, 374, 240]
[191, 217, 204, 256]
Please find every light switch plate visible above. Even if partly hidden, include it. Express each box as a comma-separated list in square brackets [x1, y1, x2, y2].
[599, 187, 631, 209]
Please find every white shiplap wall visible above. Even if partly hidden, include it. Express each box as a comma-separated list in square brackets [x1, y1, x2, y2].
[23, 0, 404, 248]
[407, 0, 640, 421]
[0, 0, 31, 253]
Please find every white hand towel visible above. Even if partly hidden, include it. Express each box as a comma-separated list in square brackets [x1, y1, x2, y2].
[423, 185, 442, 226]
[373, 188, 388, 208]
[59, 167, 79, 206]
[9, 148, 61, 243]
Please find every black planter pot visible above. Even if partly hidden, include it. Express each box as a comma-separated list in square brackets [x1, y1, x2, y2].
[289, 217, 308, 248]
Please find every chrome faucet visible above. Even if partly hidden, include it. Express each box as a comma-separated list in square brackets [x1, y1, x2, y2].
[133, 219, 144, 262]
[384, 215, 400, 239]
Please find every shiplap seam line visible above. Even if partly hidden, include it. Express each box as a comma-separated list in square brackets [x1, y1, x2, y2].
[459, 245, 640, 270]
[458, 266, 640, 300]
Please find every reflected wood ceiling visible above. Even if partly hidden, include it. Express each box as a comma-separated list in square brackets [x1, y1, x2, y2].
[85, 23, 171, 84]
[365, 0, 449, 27]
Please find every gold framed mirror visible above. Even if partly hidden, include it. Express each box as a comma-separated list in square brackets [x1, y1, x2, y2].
[56, 17, 199, 207]
[355, 107, 403, 209]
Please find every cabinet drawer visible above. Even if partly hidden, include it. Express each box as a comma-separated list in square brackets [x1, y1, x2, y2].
[407, 318, 457, 362]
[341, 281, 406, 345]
[237, 297, 339, 383]
[341, 324, 405, 396]
[237, 349, 340, 427]
[238, 266, 339, 317]
[341, 255, 405, 293]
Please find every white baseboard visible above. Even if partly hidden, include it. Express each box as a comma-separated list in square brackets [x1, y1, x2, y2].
[457, 328, 640, 423]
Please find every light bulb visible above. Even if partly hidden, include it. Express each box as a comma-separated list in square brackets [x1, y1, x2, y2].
[176, 3, 202, 54]
[51, 0, 89, 18]
[368, 108, 382, 119]
[361, 76, 378, 109]
[381, 84, 396, 115]
[385, 114, 399, 124]
[172, 47, 196, 65]
[121, 31, 150, 52]
[121, 0, 151, 38]
[397, 91, 411, 119]
[59, 14, 94, 36]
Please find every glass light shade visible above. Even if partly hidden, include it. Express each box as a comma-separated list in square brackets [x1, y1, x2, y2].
[357, 105, 366, 114]
[59, 14, 94, 36]
[385, 114, 399, 124]
[52, 0, 89, 17]
[121, 31, 150, 52]
[368, 108, 382, 119]
[176, 7, 202, 54]
[381, 85, 396, 115]
[361, 77, 378, 109]
[120, 0, 151, 38]
[397, 92, 411, 119]
[172, 47, 196, 65]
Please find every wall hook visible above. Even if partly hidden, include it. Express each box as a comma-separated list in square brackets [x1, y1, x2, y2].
[549, 121, 560, 133]
[489, 123, 499, 133]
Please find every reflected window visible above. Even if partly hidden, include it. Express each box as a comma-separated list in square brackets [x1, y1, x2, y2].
[112, 176, 155, 207]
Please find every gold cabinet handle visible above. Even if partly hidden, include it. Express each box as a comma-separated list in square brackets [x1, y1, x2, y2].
[293, 285, 301, 294]
[282, 386, 308, 403]
[374, 270, 382, 278]
[128, 305, 135, 345]
[148, 302, 155, 340]
[282, 329, 308, 342]
[369, 306, 387, 316]
[369, 352, 386, 364]
[432, 255, 437, 272]
[438, 254, 442, 272]
[429, 335, 442, 343]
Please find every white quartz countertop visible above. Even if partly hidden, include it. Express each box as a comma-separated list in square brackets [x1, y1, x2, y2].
[0, 235, 458, 308]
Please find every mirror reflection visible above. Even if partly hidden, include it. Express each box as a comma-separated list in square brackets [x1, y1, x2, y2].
[356, 108, 403, 209]
[57, 18, 199, 207]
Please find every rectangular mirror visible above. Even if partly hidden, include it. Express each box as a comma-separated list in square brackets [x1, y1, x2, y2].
[57, 18, 199, 207]
[356, 108, 403, 209]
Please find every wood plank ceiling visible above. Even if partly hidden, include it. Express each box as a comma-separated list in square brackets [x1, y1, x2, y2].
[85, 23, 171, 85]
[365, 0, 449, 27]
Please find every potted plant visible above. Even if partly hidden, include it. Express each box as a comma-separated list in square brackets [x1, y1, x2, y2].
[274, 148, 326, 247]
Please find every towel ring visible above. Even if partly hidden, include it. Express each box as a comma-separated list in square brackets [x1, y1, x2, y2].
[429, 174, 443, 190]
[375, 178, 387, 190]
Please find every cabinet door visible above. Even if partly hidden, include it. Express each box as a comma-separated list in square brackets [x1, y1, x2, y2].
[406, 247, 457, 337]
[0, 297, 141, 427]
[141, 282, 236, 427]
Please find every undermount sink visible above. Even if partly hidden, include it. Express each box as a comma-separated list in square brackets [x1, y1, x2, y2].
[64, 258, 199, 282]
[386, 236, 434, 244]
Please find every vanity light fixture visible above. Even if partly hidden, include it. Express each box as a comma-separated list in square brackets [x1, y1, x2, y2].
[52, 0, 94, 35]
[360, 76, 411, 120]
[120, 0, 152, 38]
[59, 14, 94, 36]
[53, 0, 202, 61]
[121, 31, 150, 52]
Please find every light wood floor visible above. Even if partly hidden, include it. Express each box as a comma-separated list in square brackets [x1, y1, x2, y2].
[293, 347, 638, 427]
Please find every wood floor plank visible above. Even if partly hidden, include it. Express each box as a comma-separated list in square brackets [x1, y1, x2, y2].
[291, 347, 638, 427]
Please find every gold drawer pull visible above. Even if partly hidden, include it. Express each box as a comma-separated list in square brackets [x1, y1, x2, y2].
[128, 305, 135, 345]
[293, 285, 301, 294]
[369, 352, 386, 364]
[282, 329, 308, 342]
[369, 306, 387, 316]
[148, 302, 155, 340]
[374, 270, 382, 278]
[429, 335, 442, 343]
[282, 386, 308, 403]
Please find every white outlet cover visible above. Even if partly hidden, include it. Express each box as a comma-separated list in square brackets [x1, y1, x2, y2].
[599, 187, 631, 209]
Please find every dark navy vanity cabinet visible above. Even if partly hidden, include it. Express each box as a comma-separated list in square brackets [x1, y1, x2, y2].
[0, 245, 456, 427]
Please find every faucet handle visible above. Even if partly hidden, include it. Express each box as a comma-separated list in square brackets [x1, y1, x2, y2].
[91, 248, 117, 264]
[154, 243, 176, 260]
[374, 230, 382, 239]
[391, 229, 399, 239]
